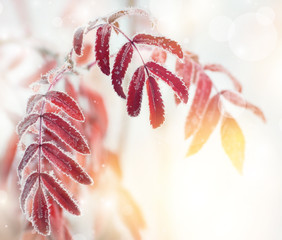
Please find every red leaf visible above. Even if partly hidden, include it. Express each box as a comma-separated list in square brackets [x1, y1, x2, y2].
[42, 128, 72, 153]
[111, 42, 134, 98]
[26, 94, 43, 114]
[79, 83, 108, 137]
[17, 114, 40, 138]
[151, 48, 167, 64]
[108, 8, 151, 23]
[176, 54, 202, 86]
[41, 173, 80, 215]
[63, 226, 72, 240]
[95, 24, 112, 75]
[18, 143, 39, 179]
[204, 64, 242, 92]
[76, 43, 93, 66]
[191, 62, 202, 84]
[73, 27, 84, 56]
[175, 55, 197, 105]
[133, 34, 183, 58]
[48, 204, 72, 240]
[46, 91, 84, 121]
[185, 71, 212, 138]
[146, 76, 165, 128]
[175, 55, 198, 89]
[41, 143, 93, 185]
[65, 78, 78, 100]
[127, 66, 146, 116]
[220, 90, 266, 122]
[32, 185, 50, 236]
[20, 172, 39, 213]
[187, 94, 221, 156]
[48, 204, 65, 240]
[146, 61, 188, 103]
[42, 113, 90, 154]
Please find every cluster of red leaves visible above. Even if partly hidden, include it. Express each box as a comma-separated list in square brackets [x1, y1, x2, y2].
[12, 71, 145, 238]
[73, 9, 188, 128]
[175, 52, 266, 172]
[7, 7, 266, 239]
[16, 69, 93, 236]
[8, 9, 163, 238]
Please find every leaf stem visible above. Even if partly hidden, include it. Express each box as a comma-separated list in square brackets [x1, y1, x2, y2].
[110, 24, 150, 77]
[37, 66, 70, 176]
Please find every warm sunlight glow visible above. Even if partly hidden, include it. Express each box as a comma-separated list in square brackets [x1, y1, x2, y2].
[0, 0, 281, 239]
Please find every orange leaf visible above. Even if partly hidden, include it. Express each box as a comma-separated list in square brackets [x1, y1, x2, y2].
[118, 187, 145, 240]
[187, 94, 221, 156]
[220, 116, 245, 174]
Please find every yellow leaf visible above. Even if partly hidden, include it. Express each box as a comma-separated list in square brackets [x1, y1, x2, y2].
[220, 116, 245, 174]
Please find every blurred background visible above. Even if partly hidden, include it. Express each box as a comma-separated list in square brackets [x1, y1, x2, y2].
[0, 0, 282, 239]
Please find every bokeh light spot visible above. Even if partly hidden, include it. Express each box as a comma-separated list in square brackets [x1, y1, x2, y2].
[228, 13, 277, 61]
[256, 6, 275, 25]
